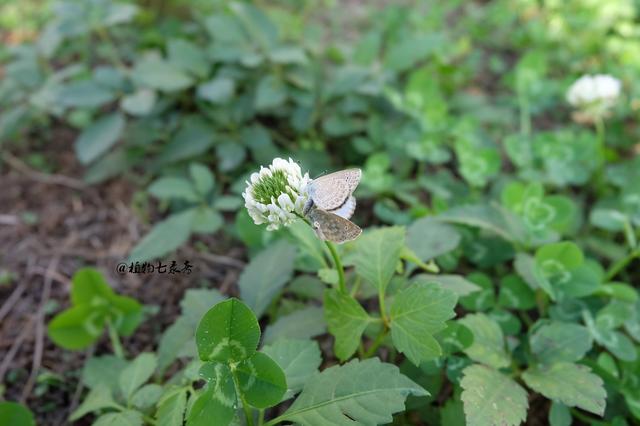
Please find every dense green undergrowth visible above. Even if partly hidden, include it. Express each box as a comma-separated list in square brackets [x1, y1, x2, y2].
[1, 0, 640, 425]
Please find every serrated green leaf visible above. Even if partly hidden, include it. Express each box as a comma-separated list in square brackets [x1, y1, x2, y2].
[119, 352, 157, 401]
[128, 209, 195, 262]
[406, 217, 461, 261]
[353, 226, 405, 291]
[75, 112, 125, 164]
[82, 355, 129, 391]
[459, 313, 510, 369]
[196, 298, 260, 363]
[156, 387, 187, 426]
[93, 410, 143, 426]
[131, 384, 163, 409]
[460, 364, 528, 426]
[390, 283, 458, 365]
[236, 352, 287, 409]
[262, 339, 322, 400]
[70, 385, 118, 421]
[148, 177, 199, 202]
[238, 239, 296, 317]
[189, 163, 215, 196]
[530, 322, 592, 364]
[522, 363, 606, 415]
[324, 289, 371, 361]
[277, 358, 428, 425]
[262, 306, 326, 345]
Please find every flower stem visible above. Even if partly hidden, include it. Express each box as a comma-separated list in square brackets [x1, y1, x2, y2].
[107, 320, 125, 359]
[325, 241, 346, 294]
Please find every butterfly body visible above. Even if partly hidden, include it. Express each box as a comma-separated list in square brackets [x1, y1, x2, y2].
[303, 169, 361, 243]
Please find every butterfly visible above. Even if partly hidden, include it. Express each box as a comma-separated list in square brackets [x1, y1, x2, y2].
[303, 169, 362, 243]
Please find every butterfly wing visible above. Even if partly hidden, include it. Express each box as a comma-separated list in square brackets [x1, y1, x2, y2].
[328, 195, 356, 219]
[307, 169, 361, 211]
[307, 208, 362, 244]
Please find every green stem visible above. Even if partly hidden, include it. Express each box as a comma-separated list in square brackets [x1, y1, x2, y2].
[232, 371, 255, 426]
[258, 409, 265, 426]
[325, 241, 346, 294]
[107, 320, 125, 359]
[364, 328, 388, 359]
[378, 288, 389, 326]
[595, 116, 606, 160]
[519, 90, 531, 136]
[605, 250, 639, 281]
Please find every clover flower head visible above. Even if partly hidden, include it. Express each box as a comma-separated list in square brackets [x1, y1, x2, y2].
[242, 158, 310, 231]
[566, 74, 621, 118]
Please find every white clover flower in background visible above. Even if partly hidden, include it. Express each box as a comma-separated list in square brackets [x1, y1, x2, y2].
[566, 74, 621, 118]
[242, 158, 310, 231]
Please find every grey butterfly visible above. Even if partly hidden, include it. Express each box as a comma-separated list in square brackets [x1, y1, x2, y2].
[303, 169, 362, 243]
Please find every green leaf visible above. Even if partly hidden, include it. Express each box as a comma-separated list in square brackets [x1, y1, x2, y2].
[167, 38, 209, 78]
[459, 313, 510, 369]
[412, 274, 481, 297]
[522, 363, 606, 415]
[236, 352, 287, 409]
[75, 112, 125, 164]
[324, 289, 371, 361]
[120, 88, 156, 116]
[439, 203, 526, 244]
[514, 253, 555, 300]
[132, 54, 193, 92]
[530, 322, 592, 364]
[148, 177, 199, 202]
[238, 239, 296, 317]
[70, 385, 118, 420]
[390, 283, 458, 365]
[255, 75, 287, 110]
[131, 384, 163, 409]
[94, 410, 143, 426]
[459, 272, 494, 312]
[353, 226, 405, 291]
[156, 387, 188, 426]
[196, 298, 260, 363]
[549, 402, 572, 426]
[262, 339, 322, 400]
[460, 364, 528, 426]
[48, 304, 105, 350]
[58, 79, 115, 108]
[189, 163, 215, 196]
[82, 355, 128, 391]
[535, 241, 584, 271]
[190, 207, 223, 234]
[0, 402, 35, 426]
[180, 288, 227, 328]
[406, 217, 461, 261]
[197, 77, 235, 104]
[498, 274, 536, 310]
[262, 306, 326, 345]
[70, 267, 114, 305]
[188, 364, 236, 426]
[158, 317, 193, 373]
[128, 209, 195, 262]
[119, 352, 157, 401]
[278, 358, 428, 425]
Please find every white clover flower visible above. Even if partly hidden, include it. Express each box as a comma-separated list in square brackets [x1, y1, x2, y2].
[566, 74, 621, 115]
[242, 158, 310, 231]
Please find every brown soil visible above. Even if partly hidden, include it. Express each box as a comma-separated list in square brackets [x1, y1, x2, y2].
[0, 134, 245, 425]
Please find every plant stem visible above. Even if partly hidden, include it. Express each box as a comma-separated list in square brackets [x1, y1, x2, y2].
[595, 116, 606, 160]
[605, 249, 639, 281]
[258, 409, 265, 426]
[107, 320, 125, 358]
[232, 371, 255, 426]
[378, 288, 389, 326]
[364, 328, 388, 358]
[325, 241, 346, 294]
[519, 90, 531, 136]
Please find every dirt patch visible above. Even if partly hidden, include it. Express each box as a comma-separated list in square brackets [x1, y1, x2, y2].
[0, 138, 245, 425]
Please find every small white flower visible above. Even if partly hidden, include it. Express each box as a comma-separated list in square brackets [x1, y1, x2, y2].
[242, 158, 310, 231]
[566, 74, 621, 114]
